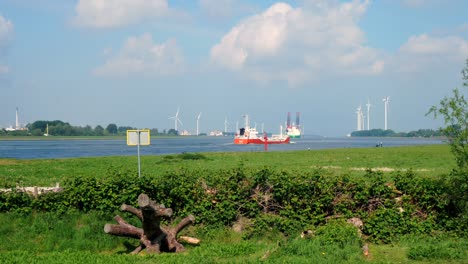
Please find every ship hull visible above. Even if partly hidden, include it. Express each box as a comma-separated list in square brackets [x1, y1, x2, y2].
[234, 136, 290, 144]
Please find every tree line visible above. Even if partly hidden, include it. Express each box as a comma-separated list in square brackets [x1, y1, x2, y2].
[0, 120, 180, 137]
[350, 128, 443, 137]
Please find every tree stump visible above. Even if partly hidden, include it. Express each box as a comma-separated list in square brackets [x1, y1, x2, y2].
[104, 193, 198, 254]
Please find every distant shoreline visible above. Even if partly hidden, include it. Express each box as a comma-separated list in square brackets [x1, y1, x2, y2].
[0, 135, 228, 141]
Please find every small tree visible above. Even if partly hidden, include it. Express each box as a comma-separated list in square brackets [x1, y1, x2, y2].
[427, 59, 468, 170]
[94, 125, 105, 136]
[427, 59, 468, 223]
[106, 123, 118, 135]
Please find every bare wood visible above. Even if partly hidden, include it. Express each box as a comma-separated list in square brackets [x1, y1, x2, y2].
[104, 193, 196, 255]
[179, 236, 200, 245]
[130, 245, 143, 255]
[104, 224, 142, 239]
[145, 233, 167, 254]
[138, 193, 152, 208]
[157, 207, 173, 218]
[166, 233, 186, 253]
[114, 215, 129, 225]
[120, 204, 143, 221]
[173, 214, 195, 235]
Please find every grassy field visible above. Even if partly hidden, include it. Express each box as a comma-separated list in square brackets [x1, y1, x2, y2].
[0, 144, 455, 186]
[0, 211, 465, 263]
[0, 144, 466, 263]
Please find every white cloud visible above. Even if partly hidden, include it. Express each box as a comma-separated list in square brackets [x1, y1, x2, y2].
[459, 23, 468, 32]
[394, 33, 468, 72]
[210, 1, 382, 86]
[73, 0, 169, 28]
[94, 33, 184, 76]
[0, 15, 13, 44]
[0, 64, 9, 74]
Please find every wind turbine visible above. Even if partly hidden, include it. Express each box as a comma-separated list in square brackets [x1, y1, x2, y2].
[383, 96, 390, 130]
[366, 99, 371, 130]
[356, 105, 364, 131]
[169, 107, 183, 131]
[15, 107, 19, 130]
[196, 112, 202, 136]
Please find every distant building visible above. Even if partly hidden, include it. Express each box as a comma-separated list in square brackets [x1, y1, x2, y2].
[179, 130, 191, 136]
[209, 130, 223, 136]
[4, 107, 28, 131]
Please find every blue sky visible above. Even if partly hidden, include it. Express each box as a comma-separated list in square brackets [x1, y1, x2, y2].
[1, 0, 467, 136]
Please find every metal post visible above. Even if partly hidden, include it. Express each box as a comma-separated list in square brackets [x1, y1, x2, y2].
[137, 130, 141, 178]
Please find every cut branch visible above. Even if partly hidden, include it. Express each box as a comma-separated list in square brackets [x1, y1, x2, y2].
[104, 193, 199, 255]
[120, 204, 143, 221]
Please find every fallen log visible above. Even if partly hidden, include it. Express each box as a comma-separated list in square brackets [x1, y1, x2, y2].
[0, 183, 63, 198]
[104, 193, 198, 254]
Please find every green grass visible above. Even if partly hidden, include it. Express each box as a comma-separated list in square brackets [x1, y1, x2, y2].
[0, 212, 465, 263]
[0, 144, 465, 263]
[0, 145, 454, 186]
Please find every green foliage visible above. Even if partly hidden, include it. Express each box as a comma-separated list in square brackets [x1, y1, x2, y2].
[2, 165, 464, 243]
[351, 128, 441, 137]
[269, 221, 363, 263]
[427, 88, 468, 170]
[426, 59, 468, 235]
[406, 235, 467, 261]
[106, 123, 118, 134]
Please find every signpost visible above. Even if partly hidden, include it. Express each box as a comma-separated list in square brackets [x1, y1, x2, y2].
[126, 130, 150, 178]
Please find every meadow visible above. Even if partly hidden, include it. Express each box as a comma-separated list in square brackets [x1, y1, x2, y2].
[0, 144, 455, 186]
[0, 144, 466, 263]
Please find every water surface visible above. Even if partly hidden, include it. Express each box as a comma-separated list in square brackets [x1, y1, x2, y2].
[0, 136, 444, 159]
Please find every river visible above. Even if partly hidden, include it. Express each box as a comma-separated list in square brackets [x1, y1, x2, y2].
[0, 136, 444, 159]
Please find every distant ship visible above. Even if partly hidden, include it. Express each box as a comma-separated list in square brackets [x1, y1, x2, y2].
[234, 115, 290, 144]
[285, 112, 302, 138]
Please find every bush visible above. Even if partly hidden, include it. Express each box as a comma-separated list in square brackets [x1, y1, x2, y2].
[0, 166, 464, 242]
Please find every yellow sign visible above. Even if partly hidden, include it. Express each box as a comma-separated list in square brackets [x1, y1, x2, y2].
[126, 130, 150, 146]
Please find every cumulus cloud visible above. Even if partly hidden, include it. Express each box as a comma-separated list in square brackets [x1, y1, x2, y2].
[0, 64, 9, 74]
[73, 0, 169, 28]
[0, 15, 13, 44]
[0, 15, 13, 75]
[94, 33, 184, 76]
[210, 0, 382, 85]
[460, 23, 468, 32]
[394, 33, 468, 72]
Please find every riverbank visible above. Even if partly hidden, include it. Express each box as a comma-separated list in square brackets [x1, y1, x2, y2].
[0, 145, 454, 186]
[0, 145, 466, 263]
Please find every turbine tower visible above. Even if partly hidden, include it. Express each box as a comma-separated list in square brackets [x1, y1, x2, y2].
[356, 106, 361, 131]
[15, 107, 19, 130]
[196, 112, 202, 136]
[169, 107, 183, 131]
[383, 96, 390, 130]
[366, 99, 371, 130]
[356, 105, 364, 131]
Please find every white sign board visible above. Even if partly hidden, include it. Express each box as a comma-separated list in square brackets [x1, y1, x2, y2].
[126, 130, 150, 146]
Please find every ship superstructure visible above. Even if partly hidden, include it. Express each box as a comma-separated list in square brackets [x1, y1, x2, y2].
[285, 112, 301, 138]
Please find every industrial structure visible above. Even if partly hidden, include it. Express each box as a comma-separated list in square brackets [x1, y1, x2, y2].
[285, 112, 302, 138]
